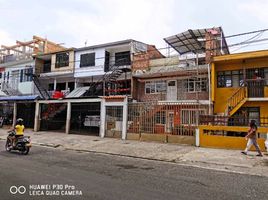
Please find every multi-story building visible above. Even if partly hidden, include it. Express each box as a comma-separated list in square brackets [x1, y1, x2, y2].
[0, 36, 65, 127]
[63, 39, 163, 98]
[34, 48, 75, 99]
[128, 27, 229, 143]
[198, 49, 268, 151]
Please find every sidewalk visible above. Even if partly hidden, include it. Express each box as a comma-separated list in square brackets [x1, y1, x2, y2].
[0, 128, 267, 177]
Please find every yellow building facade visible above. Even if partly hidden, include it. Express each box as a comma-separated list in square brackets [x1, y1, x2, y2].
[199, 50, 268, 151]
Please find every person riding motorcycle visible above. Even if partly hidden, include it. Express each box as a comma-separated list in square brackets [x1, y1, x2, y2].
[12, 118, 25, 147]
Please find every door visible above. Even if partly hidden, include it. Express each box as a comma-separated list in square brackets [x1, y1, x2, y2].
[248, 107, 260, 126]
[167, 80, 177, 101]
[166, 112, 174, 133]
[105, 106, 123, 138]
[246, 68, 265, 97]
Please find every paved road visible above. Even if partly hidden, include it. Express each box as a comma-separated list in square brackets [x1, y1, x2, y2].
[0, 141, 268, 200]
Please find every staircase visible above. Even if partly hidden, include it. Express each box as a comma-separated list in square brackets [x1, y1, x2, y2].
[41, 103, 67, 131]
[26, 73, 50, 99]
[47, 104, 67, 118]
[227, 87, 248, 116]
[85, 65, 125, 97]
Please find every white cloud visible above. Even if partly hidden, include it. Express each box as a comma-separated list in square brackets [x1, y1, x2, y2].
[51, 0, 175, 48]
[0, 30, 14, 46]
[239, 0, 268, 23]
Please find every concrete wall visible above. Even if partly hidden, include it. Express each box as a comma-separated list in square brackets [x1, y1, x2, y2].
[199, 125, 267, 151]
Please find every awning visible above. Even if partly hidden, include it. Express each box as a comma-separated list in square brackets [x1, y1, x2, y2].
[65, 87, 90, 98]
[164, 27, 229, 55]
[0, 95, 40, 101]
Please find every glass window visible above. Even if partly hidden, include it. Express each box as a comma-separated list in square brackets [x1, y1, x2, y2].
[217, 70, 245, 88]
[115, 51, 130, 66]
[55, 52, 69, 68]
[145, 81, 166, 94]
[80, 53, 95, 67]
[186, 78, 207, 92]
[155, 111, 166, 124]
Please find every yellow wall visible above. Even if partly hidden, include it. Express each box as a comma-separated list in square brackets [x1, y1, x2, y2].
[51, 51, 74, 72]
[199, 125, 267, 151]
[214, 88, 239, 113]
[264, 86, 268, 97]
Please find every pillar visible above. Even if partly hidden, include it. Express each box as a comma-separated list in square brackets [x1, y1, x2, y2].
[54, 79, 57, 90]
[34, 102, 40, 132]
[65, 102, 71, 134]
[100, 98, 106, 138]
[12, 102, 17, 127]
[122, 97, 128, 140]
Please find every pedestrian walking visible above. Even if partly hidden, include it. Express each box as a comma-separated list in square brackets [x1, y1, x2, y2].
[241, 120, 263, 157]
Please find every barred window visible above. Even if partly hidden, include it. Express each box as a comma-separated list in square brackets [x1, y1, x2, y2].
[217, 70, 243, 88]
[181, 109, 206, 125]
[186, 78, 207, 92]
[155, 111, 166, 124]
[145, 81, 166, 94]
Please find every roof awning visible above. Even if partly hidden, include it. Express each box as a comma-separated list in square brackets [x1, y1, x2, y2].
[65, 87, 90, 98]
[164, 27, 229, 55]
[0, 95, 40, 101]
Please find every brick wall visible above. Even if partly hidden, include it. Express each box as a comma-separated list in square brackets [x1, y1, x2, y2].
[132, 45, 164, 71]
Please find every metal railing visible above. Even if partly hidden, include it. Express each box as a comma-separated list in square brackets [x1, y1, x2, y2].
[227, 87, 247, 111]
[199, 115, 268, 127]
[128, 102, 208, 136]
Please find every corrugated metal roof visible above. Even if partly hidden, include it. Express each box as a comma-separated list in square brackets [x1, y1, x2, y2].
[65, 87, 90, 98]
[0, 95, 40, 101]
[164, 27, 229, 55]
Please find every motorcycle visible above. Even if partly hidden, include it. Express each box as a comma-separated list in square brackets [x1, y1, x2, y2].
[5, 131, 31, 155]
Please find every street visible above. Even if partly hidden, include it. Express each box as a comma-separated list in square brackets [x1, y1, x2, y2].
[0, 140, 268, 200]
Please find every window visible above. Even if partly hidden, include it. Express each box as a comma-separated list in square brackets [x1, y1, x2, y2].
[55, 52, 69, 68]
[115, 51, 130, 66]
[80, 53, 95, 67]
[217, 70, 243, 88]
[145, 81, 166, 94]
[265, 68, 268, 85]
[186, 78, 207, 92]
[155, 111, 166, 124]
[181, 109, 206, 125]
[20, 68, 33, 82]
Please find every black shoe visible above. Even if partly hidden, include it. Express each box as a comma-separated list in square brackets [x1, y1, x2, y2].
[256, 154, 263, 157]
[241, 151, 247, 155]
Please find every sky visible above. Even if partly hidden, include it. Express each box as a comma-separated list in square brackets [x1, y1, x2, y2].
[0, 0, 268, 54]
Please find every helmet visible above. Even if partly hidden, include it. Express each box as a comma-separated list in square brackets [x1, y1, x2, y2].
[16, 118, 23, 123]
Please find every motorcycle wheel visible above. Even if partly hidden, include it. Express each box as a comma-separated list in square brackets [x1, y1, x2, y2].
[5, 140, 12, 152]
[21, 146, 30, 155]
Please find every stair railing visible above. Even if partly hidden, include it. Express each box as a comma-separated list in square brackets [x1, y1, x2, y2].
[227, 87, 247, 113]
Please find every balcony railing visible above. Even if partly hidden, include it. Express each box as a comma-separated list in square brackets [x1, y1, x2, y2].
[199, 115, 268, 127]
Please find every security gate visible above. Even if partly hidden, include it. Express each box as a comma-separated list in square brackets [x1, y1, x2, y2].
[105, 106, 123, 138]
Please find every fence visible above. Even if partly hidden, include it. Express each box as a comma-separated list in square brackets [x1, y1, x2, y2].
[199, 115, 268, 127]
[127, 102, 208, 144]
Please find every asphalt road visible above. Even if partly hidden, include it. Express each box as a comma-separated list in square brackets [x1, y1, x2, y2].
[0, 140, 268, 200]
